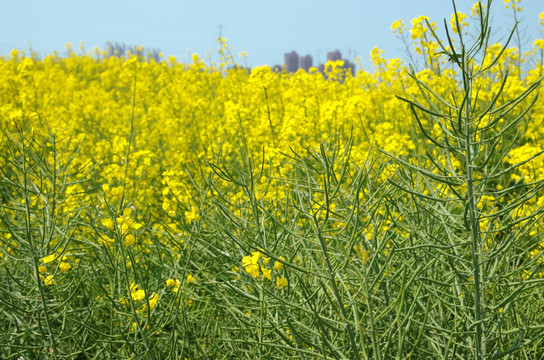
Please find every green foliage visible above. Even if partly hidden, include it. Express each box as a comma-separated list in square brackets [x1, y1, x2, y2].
[2, 1, 544, 359]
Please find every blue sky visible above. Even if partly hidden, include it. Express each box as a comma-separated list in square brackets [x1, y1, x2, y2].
[1, 0, 543, 68]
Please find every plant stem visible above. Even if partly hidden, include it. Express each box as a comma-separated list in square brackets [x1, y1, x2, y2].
[461, 52, 483, 360]
[20, 129, 59, 359]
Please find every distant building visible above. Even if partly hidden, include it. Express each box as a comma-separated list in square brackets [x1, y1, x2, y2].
[325, 50, 356, 76]
[280, 49, 355, 76]
[343, 60, 356, 76]
[272, 64, 283, 73]
[284, 51, 299, 73]
[327, 50, 342, 62]
[299, 55, 313, 72]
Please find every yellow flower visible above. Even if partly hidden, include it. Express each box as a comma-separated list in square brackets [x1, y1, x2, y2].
[273, 256, 286, 271]
[241, 255, 254, 267]
[9, 109, 23, 121]
[131, 289, 145, 301]
[411, 15, 431, 40]
[186, 274, 196, 285]
[450, 11, 468, 34]
[245, 264, 260, 278]
[534, 39, 544, 50]
[110, 186, 124, 201]
[354, 245, 371, 265]
[391, 19, 405, 35]
[125, 234, 135, 246]
[276, 277, 288, 289]
[166, 278, 181, 292]
[98, 234, 115, 246]
[184, 206, 201, 222]
[250, 251, 263, 265]
[59, 262, 71, 273]
[43, 275, 54, 286]
[38, 265, 47, 274]
[102, 183, 111, 197]
[146, 292, 159, 311]
[471, 2, 485, 17]
[261, 267, 272, 280]
[130, 282, 146, 300]
[41, 253, 58, 264]
[101, 218, 114, 230]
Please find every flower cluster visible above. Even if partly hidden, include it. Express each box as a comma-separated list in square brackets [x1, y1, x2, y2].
[241, 251, 287, 289]
[39, 253, 74, 286]
[166, 274, 195, 293]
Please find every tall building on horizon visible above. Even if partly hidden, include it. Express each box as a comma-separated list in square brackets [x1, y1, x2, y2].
[299, 54, 313, 71]
[314, 49, 356, 77]
[282, 49, 354, 75]
[284, 51, 299, 73]
[272, 64, 283, 72]
[327, 50, 342, 62]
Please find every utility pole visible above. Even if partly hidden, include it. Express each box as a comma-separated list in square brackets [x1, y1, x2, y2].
[217, 25, 225, 39]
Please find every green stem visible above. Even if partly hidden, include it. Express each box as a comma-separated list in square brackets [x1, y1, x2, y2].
[263, 86, 277, 148]
[123, 63, 138, 198]
[20, 128, 59, 359]
[461, 53, 484, 360]
[311, 175, 361, 360]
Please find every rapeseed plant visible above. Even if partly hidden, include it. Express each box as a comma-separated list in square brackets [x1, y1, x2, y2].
[1, 0, 544, 358]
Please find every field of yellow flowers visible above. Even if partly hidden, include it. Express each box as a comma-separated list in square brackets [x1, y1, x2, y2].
[2, 1, 544, 359]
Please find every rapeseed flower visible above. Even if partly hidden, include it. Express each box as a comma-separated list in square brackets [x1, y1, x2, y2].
[242, 255, 254, 267]
[98, 234, 115, 246]
[274, 257, 286, 271]
[111, 186, 124, 201]
[391, 20, 406, 35]
[166, 278, 181, 293]
[125, 234, 136, 246]
[145, 292, 159, 311]
[101, 218, 114, 230]
[276, 277, 288, 289]
[59, 262, 71, 273]
[43, 275, 54, 286]
[245, 264, 260, 278]
[186, 274, 196, 285]
[450, 11, 468, 34]
[41, 254, 58, 264]
[102, 184, 111, 197]
[261, 267, 272, 281]
[184, 206, 200, 222]
[130, 282, 146, 301]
